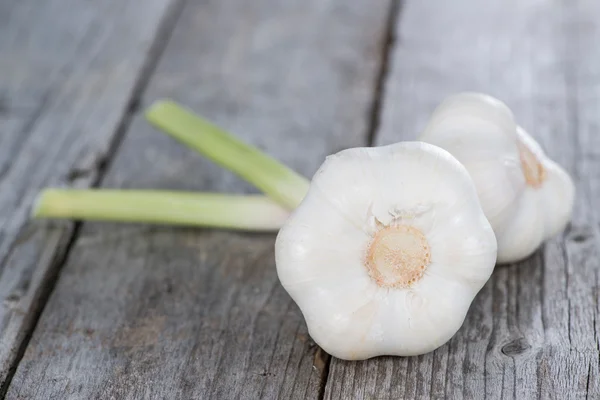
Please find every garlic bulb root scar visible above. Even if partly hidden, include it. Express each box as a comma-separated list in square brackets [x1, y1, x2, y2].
[366, 224, 431, 289]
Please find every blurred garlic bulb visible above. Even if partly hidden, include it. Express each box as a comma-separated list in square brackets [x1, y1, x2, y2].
[275, 142, 497, 360]
[419, 93, 575, 263]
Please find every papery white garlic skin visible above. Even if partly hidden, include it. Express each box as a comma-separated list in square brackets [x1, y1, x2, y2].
[275, 142, 497, 360]
[420, 93, 575, 264]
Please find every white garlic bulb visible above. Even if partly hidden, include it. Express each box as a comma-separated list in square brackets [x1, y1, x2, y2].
[275, 142, 497, 360]
[419, 93, 575, 264]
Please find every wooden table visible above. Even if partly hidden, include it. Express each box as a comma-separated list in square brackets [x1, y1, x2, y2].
[1, 0, 599, 398]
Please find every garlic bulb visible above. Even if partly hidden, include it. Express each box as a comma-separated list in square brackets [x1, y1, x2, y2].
[275, 142, 497, 360]
[419, 93, 575, 263]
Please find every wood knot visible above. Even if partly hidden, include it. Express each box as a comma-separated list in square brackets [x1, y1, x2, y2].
[501, 338, 530, 356]
[567, 226, 593, 244]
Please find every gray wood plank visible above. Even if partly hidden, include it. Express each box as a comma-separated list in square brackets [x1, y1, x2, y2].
[0, 0, 177, 390]
[325, 0, 600, 399]
[6, 0, 393, 398]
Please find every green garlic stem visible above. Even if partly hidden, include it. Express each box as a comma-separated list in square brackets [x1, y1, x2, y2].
[33, 189, 289, 231]
[145, 100, 310, 210]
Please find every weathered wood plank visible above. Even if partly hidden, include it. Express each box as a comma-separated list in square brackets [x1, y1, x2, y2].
[325, 0, 600, 399]
[6, 0, 393, 398]
[0, 0, 177, 390]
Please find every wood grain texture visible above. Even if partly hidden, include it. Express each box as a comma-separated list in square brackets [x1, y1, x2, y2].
[325, 0, 600, 399]
[6, 0, 392, 398]
[0, 0, 176, 389]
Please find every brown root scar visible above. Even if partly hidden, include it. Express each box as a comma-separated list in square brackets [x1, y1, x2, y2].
[518, 138, 546, 188]
[365, 225, 431, 289]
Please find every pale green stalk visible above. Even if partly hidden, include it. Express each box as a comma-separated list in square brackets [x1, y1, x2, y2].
[146, 100, 310, 210]
[33, 189, 289, 231]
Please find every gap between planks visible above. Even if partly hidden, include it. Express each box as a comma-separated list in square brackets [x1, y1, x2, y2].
[365, 0, 403, 147]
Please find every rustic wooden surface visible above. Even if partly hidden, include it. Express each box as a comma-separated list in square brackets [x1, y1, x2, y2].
[4, 0, 392, 398]
[1, 0, 599, 398]
[0, 0, 179, 392]
[325, 0, 600, 399]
